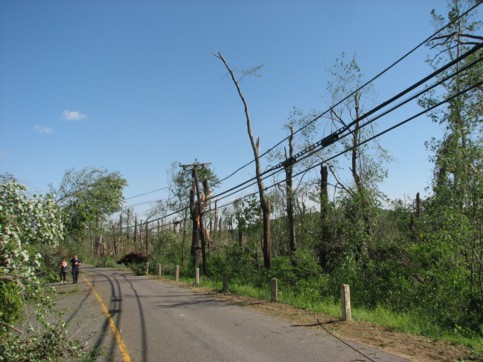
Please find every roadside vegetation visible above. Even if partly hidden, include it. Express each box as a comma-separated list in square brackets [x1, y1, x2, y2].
[0, 1, 481, 361]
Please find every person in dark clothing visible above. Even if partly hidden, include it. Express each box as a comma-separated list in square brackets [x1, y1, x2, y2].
[70, 255, 81, 283]
[60, 258, 68, 285]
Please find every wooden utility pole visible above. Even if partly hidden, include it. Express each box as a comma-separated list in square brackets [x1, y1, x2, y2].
[139, 220, 143, 253]
[126, 209, 130, 242]
[134, 215, 138, 251]
[119, 213, 123, 256]
[180, 161, 211, 274]
[145, 222, 149, 254]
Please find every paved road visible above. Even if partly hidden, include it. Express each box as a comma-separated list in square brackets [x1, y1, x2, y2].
[54, 266, 409, 362]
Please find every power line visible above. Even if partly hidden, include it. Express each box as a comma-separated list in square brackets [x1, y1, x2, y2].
[124, 187, 169, 201]
[206, 49, 483, 211]
[120, 53, 482, 231]
[213, 1, 482, 186]
[117, 6, 482, 231]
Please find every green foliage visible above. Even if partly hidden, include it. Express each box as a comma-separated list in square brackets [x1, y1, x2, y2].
[0, 320, 90, 362]
[56, 167, 127, 239]
[0, 282, 23, 325]
[209, 242, 263, 286]
[0, 180, 63, 325]
[169, 164, 219, 216]
[0, 179, 88, 361]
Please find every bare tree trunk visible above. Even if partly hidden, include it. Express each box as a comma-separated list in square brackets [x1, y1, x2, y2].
[145, 222, 149, 255]
[320, 164, 329, 229]
[216, 52, 272, 268]
[200, 178, 210, 275]
[284, 126, 296, 264]
[352, 94, 363, 194]
[134, 215, 138, 252]
[112, 224, 116, 257]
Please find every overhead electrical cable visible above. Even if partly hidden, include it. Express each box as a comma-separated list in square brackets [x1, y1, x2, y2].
[210, 78, 483, 216]
[124, 187, 169, 201]
[206, 46, 482, 209]
[214, 1, 482, 185]
[122, 69, 480, 233]
[124, 42, 481, 230]
[118, 6, 482, 230]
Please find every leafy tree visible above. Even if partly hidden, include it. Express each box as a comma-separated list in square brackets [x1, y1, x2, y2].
[0, 179, 87, 361]
[416, 0, 482, 332]
[0, 178, 63, 282]
[318, 53, 390, 271]
[56, 167, 127, 240]
[233, 195, 261, 247]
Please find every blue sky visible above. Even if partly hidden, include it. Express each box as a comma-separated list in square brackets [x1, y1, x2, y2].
[0, 0, 475, 217]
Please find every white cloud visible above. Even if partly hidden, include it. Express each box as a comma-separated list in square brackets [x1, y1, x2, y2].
[33, 125, 54, 134]
[61, 110, 87, 121]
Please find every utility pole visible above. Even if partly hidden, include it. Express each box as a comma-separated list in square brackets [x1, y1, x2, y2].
[119, 213, 123, 256]
[126, 208, 130, 242]
[180, 161, 211, 274]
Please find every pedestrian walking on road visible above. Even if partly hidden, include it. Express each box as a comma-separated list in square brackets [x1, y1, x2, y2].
[60, 259, 68, 285]
[70, 255, 81, 284]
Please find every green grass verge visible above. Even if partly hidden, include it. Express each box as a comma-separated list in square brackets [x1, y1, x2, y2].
[191, 275, 482, 351]
[143, 268, 482, 352]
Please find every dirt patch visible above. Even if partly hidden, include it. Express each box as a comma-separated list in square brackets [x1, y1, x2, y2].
[166, 279, 481, 362]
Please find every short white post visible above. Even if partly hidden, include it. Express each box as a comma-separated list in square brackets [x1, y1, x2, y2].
[341, 284, 352, 321]
[158, 263, 162, 278]
[195, 267, 200, 285]
[175, 265, 179, 282]
[146, 261, 149, 275]
[271, 278, 278, 302]
[222, 273, 228, 293]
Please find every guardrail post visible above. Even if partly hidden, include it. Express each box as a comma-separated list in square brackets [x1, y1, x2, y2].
[271, 278, 278, 302]
[341, 284, 352, 321]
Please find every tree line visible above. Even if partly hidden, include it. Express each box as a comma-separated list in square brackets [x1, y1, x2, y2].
[1, 1, 481, 357]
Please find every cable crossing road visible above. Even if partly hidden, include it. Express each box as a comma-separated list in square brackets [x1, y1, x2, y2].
[55, 266, 409, 362]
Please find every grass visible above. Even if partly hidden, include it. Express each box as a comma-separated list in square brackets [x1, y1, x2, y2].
[140, 266, 482, 352]
[192, 275, 483, 351]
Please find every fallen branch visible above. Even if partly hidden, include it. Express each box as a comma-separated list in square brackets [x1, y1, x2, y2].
[0, 321, 23, 334]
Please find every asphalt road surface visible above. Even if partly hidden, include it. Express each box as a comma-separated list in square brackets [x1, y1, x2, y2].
[54, 266, 409, 362]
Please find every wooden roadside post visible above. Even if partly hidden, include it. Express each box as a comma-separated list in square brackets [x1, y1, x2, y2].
[195, 267, 200, 285]
[271, 278, 278, 302]
[158, 263, 162, 278]
[341, 284, 352, 321]
[175, 265, 179, 282]
[146, 261, 149, 276]
[223, 273, 228, 293]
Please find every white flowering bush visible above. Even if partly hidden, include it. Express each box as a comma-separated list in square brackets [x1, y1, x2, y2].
[0, 181, 89, 361]
[0, 180, 63, 285]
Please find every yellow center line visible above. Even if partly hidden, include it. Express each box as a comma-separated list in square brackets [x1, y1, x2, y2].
[81, 275, 132, 362]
